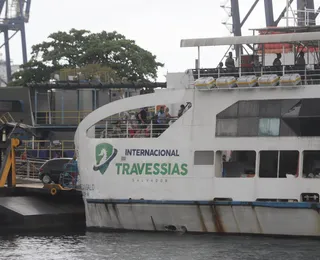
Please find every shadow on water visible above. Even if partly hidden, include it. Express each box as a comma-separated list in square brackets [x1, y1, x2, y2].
[0, 231, 320, 260]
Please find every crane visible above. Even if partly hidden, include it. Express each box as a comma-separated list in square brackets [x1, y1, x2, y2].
[0, 0, 31, 85]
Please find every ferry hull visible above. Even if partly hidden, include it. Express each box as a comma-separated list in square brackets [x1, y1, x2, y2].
[84, 201, 320, 236]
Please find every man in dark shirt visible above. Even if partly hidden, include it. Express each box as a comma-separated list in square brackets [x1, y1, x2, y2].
[225, 52, 235, 70]
[178, 104, 185, 118]
[296, 51, 306, 66]
[137, 107, 148, 128]
[273, 53, 282, 66]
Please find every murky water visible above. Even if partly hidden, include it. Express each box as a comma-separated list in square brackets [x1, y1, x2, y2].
[0, 231, 319, 260]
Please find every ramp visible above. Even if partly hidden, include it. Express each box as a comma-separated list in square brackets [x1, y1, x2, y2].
[0, 196, 85, 232]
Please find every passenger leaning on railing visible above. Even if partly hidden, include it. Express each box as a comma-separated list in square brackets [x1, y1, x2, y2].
[128, 113, 138, 137]
[165, 107, 175, 125]
[136, 107, 148, 127]
[157, 107, 167, 133]
[112, 120, 123, 138]
[134, 107, 149, 137]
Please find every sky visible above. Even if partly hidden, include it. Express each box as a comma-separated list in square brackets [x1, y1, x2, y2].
[5, 0, 320, 81]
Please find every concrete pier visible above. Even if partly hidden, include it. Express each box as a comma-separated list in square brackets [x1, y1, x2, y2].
[0, 185, 85, 233]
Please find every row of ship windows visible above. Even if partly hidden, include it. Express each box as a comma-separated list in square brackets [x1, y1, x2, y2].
[194, 150, 320, 179]
[216, 118, 287, 137]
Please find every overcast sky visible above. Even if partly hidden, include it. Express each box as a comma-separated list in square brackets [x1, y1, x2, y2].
[5, 0, 320, 81]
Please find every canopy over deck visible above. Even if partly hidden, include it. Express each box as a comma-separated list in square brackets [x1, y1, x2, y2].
[249, 25, 320, 34]
[180, 31, 320, 48]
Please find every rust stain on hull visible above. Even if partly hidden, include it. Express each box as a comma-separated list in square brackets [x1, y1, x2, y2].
[150, 216, 157, 231]
[210, 205, 225, 233]
[252, 206, 263, 234]
[111, 203, 124, 228]
[104, 203, 112, 218]
[196, 204, 208, 232]
[231, 206, 241, 233]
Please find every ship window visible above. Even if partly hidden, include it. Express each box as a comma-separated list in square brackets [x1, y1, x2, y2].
[303, 151, 320, 178]
[279, 151, 299, 178]
[259, 151, 278, 178]
[216, 119, 238, 136]
[194, 151, 214, 165]
[258, 118, 280, 136]
[215, 150, 256, 177]
[259, 100, 281, 117]
[259, 150, 299, 178]
[237, 117, 258, 136]
[238, 101, 259, 117]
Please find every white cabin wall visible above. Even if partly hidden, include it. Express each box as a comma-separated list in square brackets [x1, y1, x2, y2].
[164, 71, 194, 116]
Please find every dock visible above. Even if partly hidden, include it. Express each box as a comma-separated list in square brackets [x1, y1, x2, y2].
[0, 179, 85, 233]
[0, 121, 85, 233]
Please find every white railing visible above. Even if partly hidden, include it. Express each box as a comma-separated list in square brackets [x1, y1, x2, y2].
[294, 8, 320, 27]
[15, 158, 46, 179]
[97, 119, 178, 138]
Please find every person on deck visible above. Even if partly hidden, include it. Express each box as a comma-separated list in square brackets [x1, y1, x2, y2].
[137, 107, 148, 126]
[165, 107, 175, 124]
[134, 107, 148, 137]
[178, 104, 186, 118]
[273, 53, 282, 67]
[296, 51, 306, 67]
[157, 106, 167, 133]
[225, 52, 235, 70]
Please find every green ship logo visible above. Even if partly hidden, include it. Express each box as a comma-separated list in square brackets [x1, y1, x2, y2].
[93, 143, 118, 174]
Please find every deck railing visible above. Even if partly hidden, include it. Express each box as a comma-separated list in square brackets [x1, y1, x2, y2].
[35, 107, 157, 125]
[0, 112, 15, 124]
[17, 140, 75, 159]
[35, 110, 91, 125]
[15, 158, 46, 179]
[97, 118, 178, 138]
[191, 65, 320, 86]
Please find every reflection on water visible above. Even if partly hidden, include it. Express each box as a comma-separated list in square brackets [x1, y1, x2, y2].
[0, 231, 319, 260]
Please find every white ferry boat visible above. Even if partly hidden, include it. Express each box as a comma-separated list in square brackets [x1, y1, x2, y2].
[75, 29, 320, 237]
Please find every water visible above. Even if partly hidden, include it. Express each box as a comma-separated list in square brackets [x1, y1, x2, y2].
[0, 231, 319, 260]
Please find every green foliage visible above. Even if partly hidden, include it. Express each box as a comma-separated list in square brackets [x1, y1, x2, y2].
[59, 64, 118, 83]
[11, 29, 164, 86]
[9, 60, 60, 86]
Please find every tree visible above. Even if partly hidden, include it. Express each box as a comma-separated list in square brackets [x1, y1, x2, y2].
[9, 60, 60, 86]
[11, 29, 164, 85]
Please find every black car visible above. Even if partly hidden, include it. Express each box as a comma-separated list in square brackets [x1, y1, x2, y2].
[39, 158, 72, 184]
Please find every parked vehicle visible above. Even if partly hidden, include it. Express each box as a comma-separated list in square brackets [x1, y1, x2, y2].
[39, 158, 72, 184]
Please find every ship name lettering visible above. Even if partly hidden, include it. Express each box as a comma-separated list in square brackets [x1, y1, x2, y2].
[125, 149, 180, 157]
[115, 163, 188, 176]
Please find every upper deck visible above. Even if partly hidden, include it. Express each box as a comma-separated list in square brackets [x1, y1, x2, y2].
[181, 30, 320, 86]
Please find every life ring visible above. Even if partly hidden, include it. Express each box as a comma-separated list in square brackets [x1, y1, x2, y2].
[50, 187, 58, 196]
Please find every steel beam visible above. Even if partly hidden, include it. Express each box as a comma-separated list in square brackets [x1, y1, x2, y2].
[231, 0, 241, 59]
[240, 0, 260, 27]
[25, 0, 31, 22]
[4, 29, 11, 82]
[20, 21, 27, 63]
[314, 6, 320, 19]
[264, 0, 275, 26]
[275, 0, 294, 25]
[27, 82, 167, 90]
[231, 0, 241, 36]
[0, 0, 6, 14]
